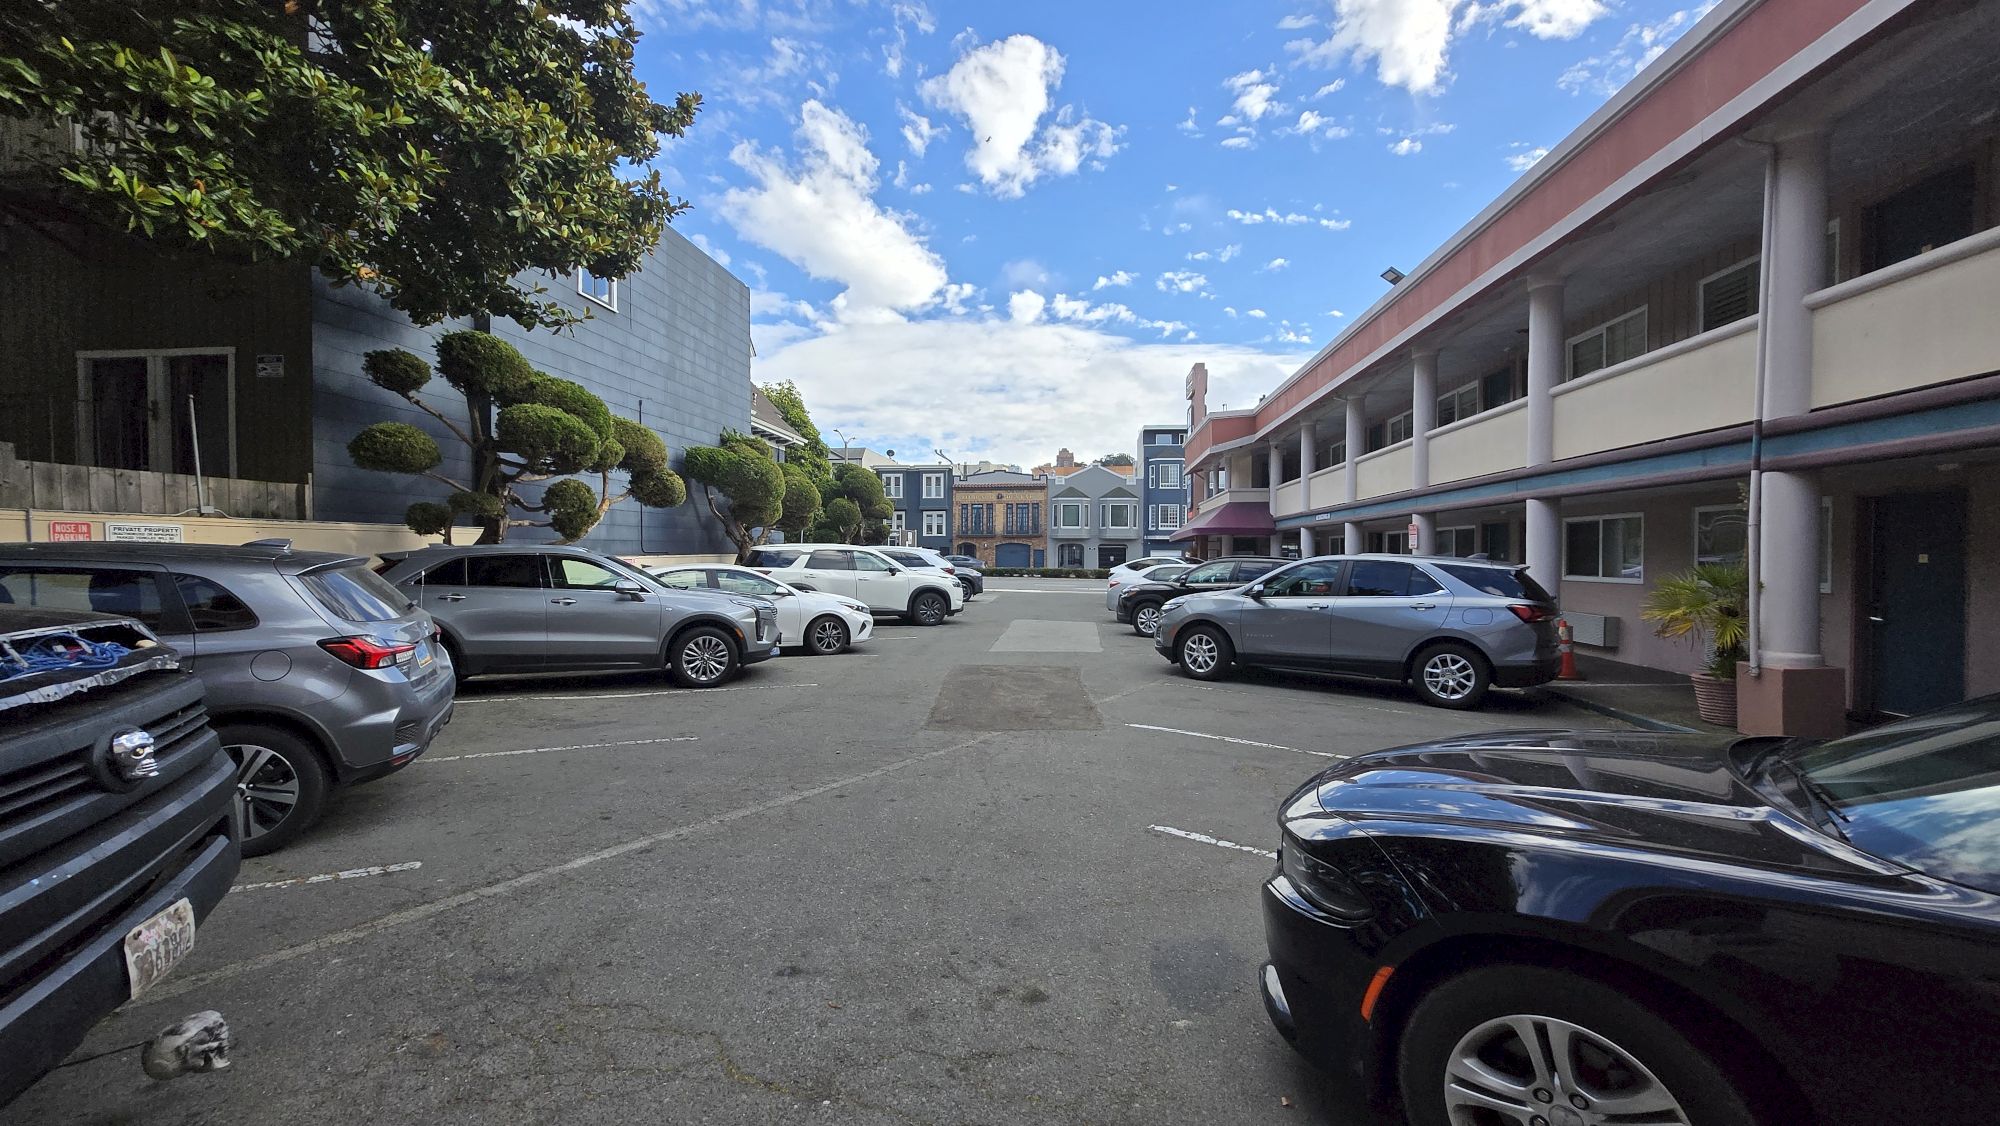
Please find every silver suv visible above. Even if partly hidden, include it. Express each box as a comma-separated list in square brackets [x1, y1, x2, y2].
[0, 542, 455, 855]
[1153, 554, 1560, 709]
[378, 545, 778, 688]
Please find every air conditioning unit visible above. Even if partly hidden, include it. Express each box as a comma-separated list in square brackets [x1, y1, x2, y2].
[1563, 611, 1620, 649]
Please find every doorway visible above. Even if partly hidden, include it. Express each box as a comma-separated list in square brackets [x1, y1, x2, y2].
[1862, 489, 1966, 716]
[1096, 544, 1127, 568]
[76, 350, 235, 476]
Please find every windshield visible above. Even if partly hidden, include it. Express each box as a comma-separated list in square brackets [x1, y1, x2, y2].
[1787, 699, 2000, 893]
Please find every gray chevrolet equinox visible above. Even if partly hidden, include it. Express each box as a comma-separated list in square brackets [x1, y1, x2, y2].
[1153, 553, 1561, 709]
[378, 544, 778, 688]
[0, 542, 455, 855]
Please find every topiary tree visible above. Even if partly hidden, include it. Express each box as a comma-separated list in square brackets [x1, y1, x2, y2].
[682, 431, 817, 562]
[345, 330, 685, 543]
[813, 462, 894, 543]
[758, 381, 833, 490]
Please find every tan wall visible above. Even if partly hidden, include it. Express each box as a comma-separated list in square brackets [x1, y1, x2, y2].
[0, 509, 436, 559]
[1552, 322, 1757, 460]
[1810, 233, 2000, 408]
[1306, 465, 1345, 509]
[1429, 401, 1529, 485]
[1355, 443, 1412, 500]
[1273, 479, 1305, 515]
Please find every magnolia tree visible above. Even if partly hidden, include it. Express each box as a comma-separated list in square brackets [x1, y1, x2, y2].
[347, 331, 685, 543]
[682, 431, 820, 561]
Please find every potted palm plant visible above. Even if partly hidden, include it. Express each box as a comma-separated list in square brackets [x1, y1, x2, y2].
[1641, 563, 1749, 726]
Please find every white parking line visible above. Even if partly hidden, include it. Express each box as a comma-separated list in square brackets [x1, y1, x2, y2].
[1147, 825, 1277, 860]
[233, 861, 424, 893]
[425, 736, 699, 763]
[1124, 723, 1346, 759]
[462, 683, 816, 703]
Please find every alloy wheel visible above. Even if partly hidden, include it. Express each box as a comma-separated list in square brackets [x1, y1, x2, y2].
[1443, 1014, 1691, 1126]
[681, 634, 733, 683]
[915, 595, 946, 625]
[1424, 651, 1479, 702]
[1135, 605, 1163, 636]
[810, 617, 847, 654]
[227, 743, 301, 844]
[1182, 632, 1219, 673]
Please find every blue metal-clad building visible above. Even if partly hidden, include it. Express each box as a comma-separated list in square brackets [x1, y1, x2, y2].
[1138, 424, 1190, 557]
[876, 463, 953, 551]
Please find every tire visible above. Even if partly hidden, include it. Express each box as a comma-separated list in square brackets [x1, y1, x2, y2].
[219, 723, 331, 858]
[1131, 600, 1165, 637]
[909, 590, 949, 626]
[804, 614, 850, 655]
[1397, 965, 1755, 1126]
[959, 578, 975, 600]
[1410, 642, 1492, 710]
[437, 634, 469, 686]
[1176, 625, 1234, 681]
[668, 625, 739, 687]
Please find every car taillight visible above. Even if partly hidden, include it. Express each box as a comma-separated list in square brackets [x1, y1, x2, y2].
[942, 565, 956, 574]
[1507, 604, 1554, 623]
[320, 635, 417, 670]
[1109, 579, 1121, 589]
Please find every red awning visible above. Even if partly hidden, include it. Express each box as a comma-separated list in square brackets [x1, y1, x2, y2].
[1168, 501, 1275, 541]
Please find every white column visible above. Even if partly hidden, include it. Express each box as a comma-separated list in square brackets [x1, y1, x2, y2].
[1343, 397, 1366, 554]
[1299, 421, 1317, 492]
[1299, 526, 1316, 556]
[1525, 278, 1563, 466]
[1266, 443, 1282, 502]
[1412, 513, 1435, 555]
[1411, 350, 1437, 487]
[1526, 498, 1559, 590]
[1344, 521, 1363, 553]
[1758, 130, 1830, 667]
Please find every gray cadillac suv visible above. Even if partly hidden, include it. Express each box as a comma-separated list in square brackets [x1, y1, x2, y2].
[0, 542, 455, 855]
[1153, 554, 1560, 709]
[377, 544, 778, 688]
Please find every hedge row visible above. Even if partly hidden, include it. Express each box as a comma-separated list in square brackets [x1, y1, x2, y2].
[982, 567, 1111, 579]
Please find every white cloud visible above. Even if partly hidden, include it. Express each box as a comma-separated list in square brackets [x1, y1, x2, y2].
[1008, 290, 1047, 323]
[899, 103, 944, 156]
[1000, 259, 1052, 288]
[1223, 68, 1283, 122]
[920, 34, 1123, 198]
[1187, 244, 1242, 263]
[1505, 144, 1550, 171]
[1389, 137, 1422, 156]
[1288, 0, 1612, 94]
[1558, 4, 1714, 96]
[1327, 308, 1346, 317]
[1276, 325, 1312, 344]
[1177, 106, 1203, 137]
[1312, 79, 1346, 98]
[757, 321, 1303, 471]
[1220, 136, 1254, 150]
[1278, 13, 1319, 29]
[1224, 306, 1238, 317]
[1155, 270, 1209, 294]
[720, 100, 950, 322]
[1045, 292, 1188, 337]
[1246, 308, 1268, 319]
[881, 2, 936, 78]
[1163, 221, 1193, 234]
[1284, 109, 1353, 139]
[1093, 270, 1136, 289]
[909, 182, 933, 194]
[1263, 257, 1289, 271]
[687, 232, 732, 267]
[1318, 217, 1352, 230]
[1227, 206, 1313, 225]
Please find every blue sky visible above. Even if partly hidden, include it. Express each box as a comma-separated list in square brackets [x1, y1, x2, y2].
[628, 0, 1714, 470]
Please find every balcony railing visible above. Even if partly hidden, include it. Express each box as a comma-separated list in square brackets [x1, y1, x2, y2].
[1428, 398, 1529, 485]
[1551, 317, 1757, 461]
[1306, 464, 1345, 510]
[1273, 478, 1305, 516]
[1354, 441, 1412, 500]
[1808, 225, 2000, 409]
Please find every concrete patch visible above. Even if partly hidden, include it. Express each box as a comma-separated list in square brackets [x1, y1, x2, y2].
[926, 665, 1103, 731]
[987, 619, 1103, 653]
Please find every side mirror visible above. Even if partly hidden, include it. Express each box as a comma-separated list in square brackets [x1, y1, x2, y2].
[885, 566, 902, 576]
[614, 582, 647, 601]
[1246, 584, 1266, 600]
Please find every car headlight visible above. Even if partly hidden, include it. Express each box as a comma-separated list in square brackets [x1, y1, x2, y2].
[839, 598, 868, 612]
[1162, 597, 1188, 612]
[1279, 833, 1374, 922]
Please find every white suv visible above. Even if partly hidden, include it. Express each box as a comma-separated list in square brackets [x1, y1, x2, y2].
[747, 544, 965, 625]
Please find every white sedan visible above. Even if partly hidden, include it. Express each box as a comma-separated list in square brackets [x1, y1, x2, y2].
[648, 564, 874, 655]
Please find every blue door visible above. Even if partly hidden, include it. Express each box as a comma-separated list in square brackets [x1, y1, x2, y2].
[996, 542, 1032, 568]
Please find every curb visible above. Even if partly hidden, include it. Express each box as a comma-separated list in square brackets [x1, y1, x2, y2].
[1544, 686, 1701, 734]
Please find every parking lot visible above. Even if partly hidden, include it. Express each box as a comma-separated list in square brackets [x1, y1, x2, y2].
[10, 578, 1617, 1126]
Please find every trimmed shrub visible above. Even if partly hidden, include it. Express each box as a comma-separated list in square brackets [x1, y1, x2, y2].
[348, 422, 442, 473]
[435, 330, 537, 400]
[404, 501, 453, 535]
[362, 349, 431, 396]
[496, 403, 602, 475]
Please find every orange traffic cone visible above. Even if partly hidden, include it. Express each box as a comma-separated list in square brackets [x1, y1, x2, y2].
[1556, 618, 1584, 681]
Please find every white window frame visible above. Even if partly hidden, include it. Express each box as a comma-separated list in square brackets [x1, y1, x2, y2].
[1825, 218, 1842, 286]
[1436, 384, 1480, 428]
[1146, 464, 1158, 487]
[889, 510, 906, 533]
[1562, 512, 1646, 584]
[880, 473, 903, 499]
[577, 269, 617, 311]
[1054, 500, 1088, 529]
[1691, 504, 1748, 566]
[922, 510, 947, 537]
[1438, 525, 1478, 557]
[1101, 502, 1136, 531]
[921, 472, 945, 499]
[1158, 503, 1183, 529]
[1697, 256, 1760, 333]
[1158, 461, 1183, 489]
[1565, 306, 1648, 380]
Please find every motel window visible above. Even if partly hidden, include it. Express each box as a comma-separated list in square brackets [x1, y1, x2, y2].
[1567, 307, 1647, 380]
[922, 510, 947, 537]
[1280, 446, 1301, 482]
[1435, 384, 1481, 428]
[1693, 505, 1747, 566]
[1366, 411, 1414, 453]
[1317, 437, 1347, 468]
[578, 269, 616, 310]
[1564, 514, 1644, 582]
[1865, 163, 1977, 272]
[1481, 367, 1519, 410]
[1054, 501, 1087, 529]
[1366, 531, 1410, 555]
[1437, 526, 1478, 558]
[880, 473, 903, 499]
[922, 473, 945, 499]
[1699, 259, 1760, 332]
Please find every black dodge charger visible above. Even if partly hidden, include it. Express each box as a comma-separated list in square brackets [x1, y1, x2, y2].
[1262, 698, 2000, 1126]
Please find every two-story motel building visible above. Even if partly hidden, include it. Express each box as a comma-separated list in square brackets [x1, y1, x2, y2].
[1172, 0, 2000, 735]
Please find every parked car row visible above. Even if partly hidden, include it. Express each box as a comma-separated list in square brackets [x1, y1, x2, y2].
[1107, 553, 1561, 710]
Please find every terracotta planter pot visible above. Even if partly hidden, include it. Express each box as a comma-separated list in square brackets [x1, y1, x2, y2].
[1690, 672, 1738, 727]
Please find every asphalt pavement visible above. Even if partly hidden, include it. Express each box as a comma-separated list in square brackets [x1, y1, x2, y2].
[10, 578, 1618, 1126]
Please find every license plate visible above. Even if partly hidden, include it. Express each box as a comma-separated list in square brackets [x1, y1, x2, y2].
[414, 641, 433, 668]
[123, 898, 197, 1000]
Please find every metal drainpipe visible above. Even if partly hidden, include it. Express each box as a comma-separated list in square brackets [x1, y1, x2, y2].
[1740, 136, 1779, 679]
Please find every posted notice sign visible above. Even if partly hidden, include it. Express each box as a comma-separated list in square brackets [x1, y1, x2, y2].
[106, 523, 185, 544]
[48, 520, 92, 541]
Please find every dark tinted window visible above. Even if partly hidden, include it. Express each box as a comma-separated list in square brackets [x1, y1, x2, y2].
[1407, 567, 1445, 597]
[652, 570, 707, 589]
[1232, 560, 1282, 582]
[1344, 561, 1427, 597]
[746, 548, 801, 568]
[883, 551, 924, 566]
[1439, 564, 1553, 602]
[302, 565, 409, 623]
[465, 555, 543, 588]
[1181, 561, 1239, 584]
[0, 567, 166, 629]
[418, 558, 467, 585]
[174, 574, 259, 632]
[1263, 561, 1342, 597]
[807, 550, 853, 570]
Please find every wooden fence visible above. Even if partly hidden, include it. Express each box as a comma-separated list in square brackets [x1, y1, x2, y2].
[0, 443, 308, 520]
